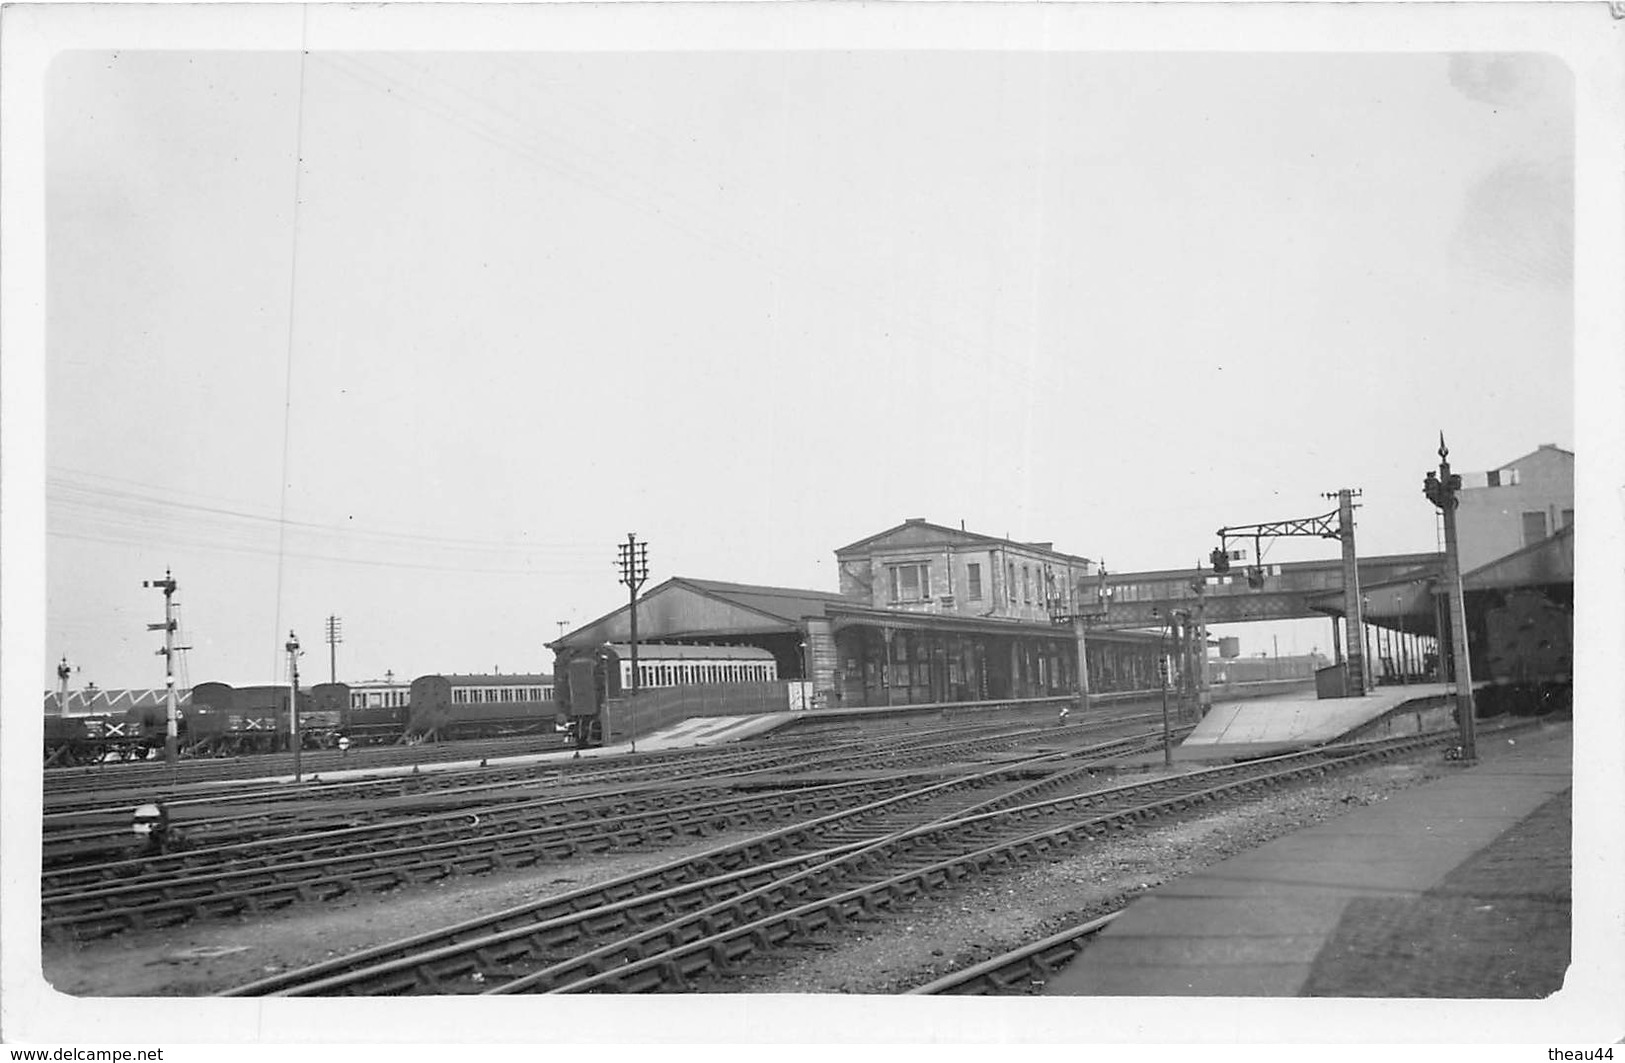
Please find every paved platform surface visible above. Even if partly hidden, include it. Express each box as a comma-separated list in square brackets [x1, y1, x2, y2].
[634, 712, 797, 749]
[1046, 721, 1572, 996]
[1182, 683, 1453, 751]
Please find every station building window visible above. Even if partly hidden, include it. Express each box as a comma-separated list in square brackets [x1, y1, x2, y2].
[889, 562, 931, 603]
[1522, 511, 1548, 546]
[967, 563, 982, 601]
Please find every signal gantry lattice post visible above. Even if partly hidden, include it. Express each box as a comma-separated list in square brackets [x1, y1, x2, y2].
[1423, 434, 1477, 762]
[1214, 489, 1369, 696]
[143, 570, 181, 770]
[616, 533, 650, 752]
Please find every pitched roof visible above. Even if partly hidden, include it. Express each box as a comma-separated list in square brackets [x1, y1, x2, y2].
[1463, 523, 1574, 590]
[1493, 443, 1576, 470]
[674, 576, 849, 622]
[834, 518, 1091, 564]
[549, 576, 850, 650]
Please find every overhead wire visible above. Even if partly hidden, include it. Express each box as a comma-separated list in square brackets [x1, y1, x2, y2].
[276, 11, 312, 681]
[315, 52, 1030, 374]
[47, 469, 604, 557]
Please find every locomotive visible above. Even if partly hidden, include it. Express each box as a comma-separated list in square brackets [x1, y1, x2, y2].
[1475, 587, 1573, 717]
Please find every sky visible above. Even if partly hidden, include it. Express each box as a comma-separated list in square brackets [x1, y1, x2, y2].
[37, 42, 1576, 691]
[7, 4, 1625, 1049]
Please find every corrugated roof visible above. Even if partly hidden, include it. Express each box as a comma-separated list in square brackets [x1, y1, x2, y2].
[438, 674, 553, 684]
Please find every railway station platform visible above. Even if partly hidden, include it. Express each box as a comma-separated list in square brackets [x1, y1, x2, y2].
[632, 712, 797, 750]
[1169, 683, 1457, 761]
[1044, 721, 1573, 996]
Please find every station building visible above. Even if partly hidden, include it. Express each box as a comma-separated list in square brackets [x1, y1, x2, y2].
[550, 519, 1174, 711]
[1455, 444, 1574, 572]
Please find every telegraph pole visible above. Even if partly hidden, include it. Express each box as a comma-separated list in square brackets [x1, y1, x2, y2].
[1424, 434, 1477, 761]
[325, 615, 343, 684]
[143, 570, 181, 768]
[1157, 610, 1174, 768]
[286, 630, 304, 780]
[615, 533, 650, 752]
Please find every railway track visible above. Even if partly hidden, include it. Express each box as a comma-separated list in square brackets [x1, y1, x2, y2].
[218, 730, 1447, 996]
[904, 912, 1123, 995]
[42, 733, 572, 792]
[216, 736, 1146, 996]
[43, 721, 1165, 939]
[43, 713, 1161, 868]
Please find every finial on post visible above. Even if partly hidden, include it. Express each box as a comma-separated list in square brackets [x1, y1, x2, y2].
[1438, 432, 1449, 461]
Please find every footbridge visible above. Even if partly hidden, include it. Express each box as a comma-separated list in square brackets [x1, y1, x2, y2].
[1096, 552, 1445, 629]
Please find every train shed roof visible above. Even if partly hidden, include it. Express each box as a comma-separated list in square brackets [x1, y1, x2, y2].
[551, 576, 851, 651]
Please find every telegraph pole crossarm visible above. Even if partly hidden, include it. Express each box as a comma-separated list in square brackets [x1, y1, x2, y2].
[325, 615, 343, 686]
[615, 534, 651, 753]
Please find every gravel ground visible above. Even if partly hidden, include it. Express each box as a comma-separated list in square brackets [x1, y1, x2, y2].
[41, 734, 1537, 997]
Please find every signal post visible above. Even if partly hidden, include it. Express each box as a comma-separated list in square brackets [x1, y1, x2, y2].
[1423, 435, 1477, 762]
[143, 571, 181, 770]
